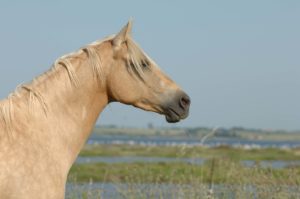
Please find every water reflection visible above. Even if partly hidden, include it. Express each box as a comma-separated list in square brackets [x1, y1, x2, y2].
[88, 134, 300, 149]
[76, 156, 300, 169]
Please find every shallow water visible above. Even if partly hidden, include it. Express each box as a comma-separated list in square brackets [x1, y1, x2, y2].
[76, 156, 300, 169]
[76, 156, 204, 165]
[88, 134, 300, 149]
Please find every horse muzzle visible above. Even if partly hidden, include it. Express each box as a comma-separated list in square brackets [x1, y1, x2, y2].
[163, 91, 191, 123]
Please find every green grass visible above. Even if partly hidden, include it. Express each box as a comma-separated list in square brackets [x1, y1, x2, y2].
[69, 159, 300, 184]
[80, 144, 300, 161]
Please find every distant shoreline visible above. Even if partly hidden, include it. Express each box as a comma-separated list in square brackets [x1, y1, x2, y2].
[93, 126, 300, 141]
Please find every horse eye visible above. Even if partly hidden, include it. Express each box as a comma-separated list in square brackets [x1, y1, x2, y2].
[142, 62, 147, 68]
[141, 60, 149, 68]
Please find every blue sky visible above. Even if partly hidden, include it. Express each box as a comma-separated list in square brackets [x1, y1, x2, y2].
[0, 1, 299, 130]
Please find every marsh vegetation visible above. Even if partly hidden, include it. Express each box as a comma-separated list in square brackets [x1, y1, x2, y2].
[67, 140, 300, 198]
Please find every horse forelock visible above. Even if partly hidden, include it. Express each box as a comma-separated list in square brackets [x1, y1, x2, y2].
[88, 34, 151, 81]
[126, 37, 152, 80]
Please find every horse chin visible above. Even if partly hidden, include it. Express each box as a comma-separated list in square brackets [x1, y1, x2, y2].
[164, 107, 190, 123]
[165, 116, 180, 123]
[165, 109, 181, 123]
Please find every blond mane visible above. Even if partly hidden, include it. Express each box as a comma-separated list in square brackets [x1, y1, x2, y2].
[0, 95, 14, 137]
[0, 34, 150, 134]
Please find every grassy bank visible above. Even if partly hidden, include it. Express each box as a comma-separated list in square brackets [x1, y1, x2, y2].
[69, 159, 300, 184]
[80, 144, 300, 161]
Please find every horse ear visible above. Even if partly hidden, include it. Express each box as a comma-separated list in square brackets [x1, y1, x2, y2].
[112, 20, 133, 47]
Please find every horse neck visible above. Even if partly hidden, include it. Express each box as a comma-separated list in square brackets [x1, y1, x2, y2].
[13, 43, 111, 169]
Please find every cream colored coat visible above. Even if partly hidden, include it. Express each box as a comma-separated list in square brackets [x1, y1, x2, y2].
[0, 21, 190, 199]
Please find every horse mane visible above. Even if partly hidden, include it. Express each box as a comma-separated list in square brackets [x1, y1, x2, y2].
[0, 34, 150, 135]
[0, 95, 14, 137]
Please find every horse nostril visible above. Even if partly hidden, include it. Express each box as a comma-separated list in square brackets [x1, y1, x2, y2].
[179, 94, 191, 110]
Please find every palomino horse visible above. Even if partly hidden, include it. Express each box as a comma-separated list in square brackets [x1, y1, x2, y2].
[0, 21, 190, 199]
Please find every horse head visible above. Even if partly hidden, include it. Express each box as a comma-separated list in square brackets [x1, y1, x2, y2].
[106, 21, 190, 123]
